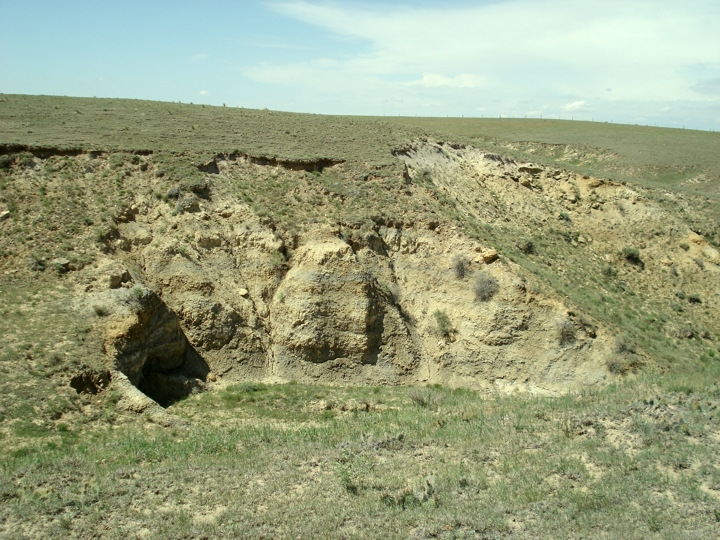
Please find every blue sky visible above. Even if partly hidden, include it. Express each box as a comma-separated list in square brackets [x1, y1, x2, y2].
[1, 1, 719, 130]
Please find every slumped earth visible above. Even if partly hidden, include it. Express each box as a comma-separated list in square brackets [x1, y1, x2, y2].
[1, 95, 719, 538]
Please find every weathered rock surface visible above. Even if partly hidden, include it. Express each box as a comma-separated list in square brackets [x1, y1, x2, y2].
[93, 286, 208, 405]
[10, 144, 715, 412]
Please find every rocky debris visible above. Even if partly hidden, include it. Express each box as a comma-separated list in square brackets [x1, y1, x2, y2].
[115, 205, 139, 223]
[51, 257, 70, 272]
[96, 261, 133, 289]
[195, 231, 221, 249]
[109, 269, 131, 289]
[480, 248, 498, 263]
[519, 165, 543, 175]
[0, 210, 9, 221]
[70, 368, 111, 394]
[174, 194, 200, 214]
[120, 222, 153, 246]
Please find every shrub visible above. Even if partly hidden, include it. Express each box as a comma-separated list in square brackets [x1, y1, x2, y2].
[613, 336, 637, 355]
[109, 154, 125, 169]
[694, 257, 705, 269]
[28, 255, 45, 271]
[556, 318, 575, 345]
[621, 247, 642, 266]
[130, 285, 145, 300]
[15, 152, 34, 168]
[433, 310, 454, 337]
[607, 358, 636, 375]
[601, 265, 617, 279]
[93, 304, 110, 317]
[452, 255, 468, 278]
[517, 238, 534, 254]
[679, 242, 690, 251]
[166, 187, 181, 200]
[559, 211, 571, 222]
[473, 273, 499, 301]
[688, 293, 702, 304]
[409, 388, 442, 410]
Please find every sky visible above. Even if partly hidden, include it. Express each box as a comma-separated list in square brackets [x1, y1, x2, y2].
[1, 0, 719, 130]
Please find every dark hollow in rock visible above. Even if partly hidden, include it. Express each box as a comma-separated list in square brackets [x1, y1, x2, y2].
[113, 289, 209, 407]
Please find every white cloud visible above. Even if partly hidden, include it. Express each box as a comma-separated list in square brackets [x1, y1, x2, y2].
[564, 101, 590, 111]
[251, 1, 720, 124]
[660, 106, 672, 112]
[402, 74, 483, 88]
[198, 90, 209, 95]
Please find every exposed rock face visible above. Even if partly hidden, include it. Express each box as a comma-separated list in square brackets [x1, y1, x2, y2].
[98, 286, 208, 405]
[88, 204, 611, 396]
[270, 231, 419, 385]
[30, 144, 718, 407]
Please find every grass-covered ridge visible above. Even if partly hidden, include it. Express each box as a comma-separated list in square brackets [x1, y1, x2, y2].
[0, 94, 422, 165]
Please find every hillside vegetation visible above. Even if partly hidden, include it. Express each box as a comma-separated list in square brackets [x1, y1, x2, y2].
[1, 94, 719, 538]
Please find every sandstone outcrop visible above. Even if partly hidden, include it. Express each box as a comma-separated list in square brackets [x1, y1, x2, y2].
[9, 144, 716, 412]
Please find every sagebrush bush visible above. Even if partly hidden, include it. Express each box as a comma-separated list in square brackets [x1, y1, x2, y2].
[433, 310, 453, 337]
[613, 336, 637, 355]
[93, 304, 110, 317]
[601, 265, 617, 278]
[473, 273, 498, 301]
[622, 247, 642, 266]
[452, 255, 468, 278]
[517, 238, 534, 254]
[409, 389, 442, 410]
[556, 318, 575, 345]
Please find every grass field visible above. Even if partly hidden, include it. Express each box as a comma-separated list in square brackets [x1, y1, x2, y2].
[3, 373, 720, 538]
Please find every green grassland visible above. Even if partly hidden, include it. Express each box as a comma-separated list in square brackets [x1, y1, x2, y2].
[3, 376, 720, 538]
[1, 94, 720, 538]
[0, 94, 421, 165]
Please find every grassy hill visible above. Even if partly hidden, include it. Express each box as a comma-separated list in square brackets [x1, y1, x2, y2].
[1, 94, 720, 538]
[384, 116, 720, 195]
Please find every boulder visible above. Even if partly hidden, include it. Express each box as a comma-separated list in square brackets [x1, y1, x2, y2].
[52, 258, 70, 272]
[481, 249, 498, 263]
[109, 268, 131, 289]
